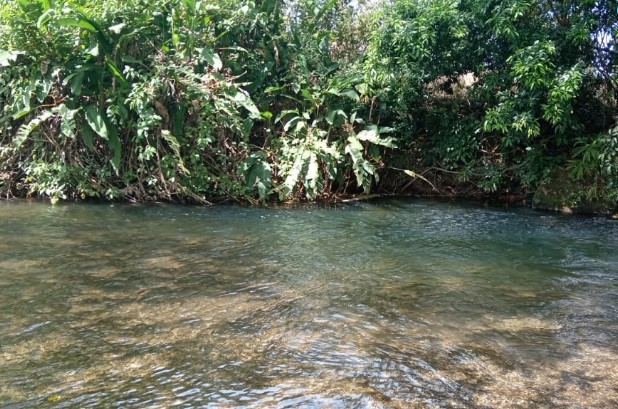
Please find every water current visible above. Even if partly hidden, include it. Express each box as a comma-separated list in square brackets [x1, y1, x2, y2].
[0, 199, 617, 408]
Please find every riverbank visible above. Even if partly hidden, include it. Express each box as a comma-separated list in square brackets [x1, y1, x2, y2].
[3, 185, 616, 219]
[2, 1, 617, 219]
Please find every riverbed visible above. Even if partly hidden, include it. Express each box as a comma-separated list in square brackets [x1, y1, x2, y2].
[1, 199, 617, 408]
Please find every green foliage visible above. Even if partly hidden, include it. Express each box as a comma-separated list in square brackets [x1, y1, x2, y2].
[272, 76, 392, 199]
[240, 151, 273, 199]
[0, 0, 392, 202]
[569, 129, 618, 200]
[1, 0, 617, 208]
[364, 0, 618, 205]
[0, 0, 258, 201]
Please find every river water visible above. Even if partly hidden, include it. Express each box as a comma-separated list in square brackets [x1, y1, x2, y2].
[0, 199, 617, 408]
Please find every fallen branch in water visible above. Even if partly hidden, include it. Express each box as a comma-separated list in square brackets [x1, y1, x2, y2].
[390, 167, 440, 192]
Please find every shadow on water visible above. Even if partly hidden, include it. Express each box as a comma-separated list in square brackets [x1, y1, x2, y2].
[0, 200, 617, 408]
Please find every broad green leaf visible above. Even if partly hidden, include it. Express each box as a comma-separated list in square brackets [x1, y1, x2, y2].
[85, 41, 99, 57]
[345, 135, 364, 164]
[57, 18, 97, 32]
[244, 154, 272, 199]
[200, 48, 222, 71]
[181, 0, 197, 12]
[355, 83, 369, 95]
[378, 126, 395, 133]
[84, 105, 108, 140]
[54, 103, 78, 139]
[275, 109, 299, 123]
[12, 108, 32, 121]
[326, 88, 359, 102]
[340, 89, 360, 102]
[356, 129, 378, 142]
[283, 116, 302, 133]
[36, 9, 54, 29]
[357, 126, 396, 147]
[325, 109, 347, 125]
[105, 57, 127, 85]
[325, 110, 336, 125]
[292, 81, 301, 94]
[256, 173, 271, 198]
[321, 152, 338, 181]
[301, 88, 313, 102]
[345, 135, 375, 193]
[227, 91, 261, 119]
[36, 75, 52, 103]
[64, 70, 86, 96]
[307, 154, 318, 185]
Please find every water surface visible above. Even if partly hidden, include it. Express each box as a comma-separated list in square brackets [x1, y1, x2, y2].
[1, 199, 617, 408]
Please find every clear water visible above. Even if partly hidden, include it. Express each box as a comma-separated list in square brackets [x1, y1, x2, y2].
[0, 199, 617, 408]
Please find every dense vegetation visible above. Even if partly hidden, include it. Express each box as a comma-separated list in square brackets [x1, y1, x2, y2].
[1, 0, 617, 209]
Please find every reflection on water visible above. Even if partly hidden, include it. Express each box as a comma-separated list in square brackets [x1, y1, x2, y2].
[1, 199, 617, 408]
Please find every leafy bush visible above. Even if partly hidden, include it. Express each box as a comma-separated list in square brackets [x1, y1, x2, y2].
[1, 0, 617, 208]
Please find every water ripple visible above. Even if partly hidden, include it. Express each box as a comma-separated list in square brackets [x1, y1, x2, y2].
[0, 200, 617, 408]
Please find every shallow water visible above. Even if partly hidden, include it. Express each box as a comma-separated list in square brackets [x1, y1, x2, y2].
[0, 199, 617, 408]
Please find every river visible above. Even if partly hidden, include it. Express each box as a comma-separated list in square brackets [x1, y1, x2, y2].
[1, 199, 617, 408]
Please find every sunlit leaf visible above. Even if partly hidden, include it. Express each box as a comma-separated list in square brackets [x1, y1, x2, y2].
[161, 130, 189, 174]
[244, 153, 272, 199]
[84, 105, 108, 140]
[36, 9, 54, 29]
[109, 23, 125, 34]
[0, 50, 24, 67]
[281, 146, 306, 198]
[64, 70, 86, 96]
[340, 89, 359, 102]
[105, 57, 127, 85]
[85, 41, 99, 57]
[283, 116, 302, 133]
[200, 48, 222, 71]
[13, 111, 54, 149]
[227, 91, 261, 119]
[57, 17, 97, 32]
